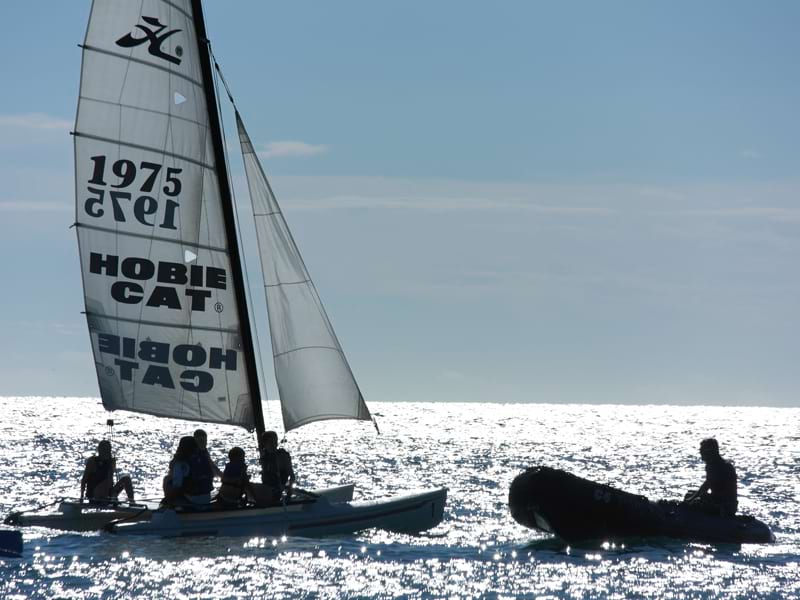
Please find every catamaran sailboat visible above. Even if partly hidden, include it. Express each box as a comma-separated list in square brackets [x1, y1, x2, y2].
[6, 0, 446, 537]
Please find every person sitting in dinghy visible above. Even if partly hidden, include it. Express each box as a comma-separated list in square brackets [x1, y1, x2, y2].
[248, 431, 295, 506]
[217, 446, 254, 509]
[193, 428, 223, 480]
[79, 440, 135, 504]
[684, 437, 738, 517]
[162, 436, 213, 507]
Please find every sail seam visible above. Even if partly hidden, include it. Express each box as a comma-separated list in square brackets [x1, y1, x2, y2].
[263, 280, 312, 288]
[160, 0, 193, 20]
[287, 413, 372, 431]
[75, 222, 228, 254]
[73, 131, 214, 170]
[82, 97, 208, 130]
[273, 345, 344, 359]
[85, 312, 239, 334]
[82, 44, 203, 88]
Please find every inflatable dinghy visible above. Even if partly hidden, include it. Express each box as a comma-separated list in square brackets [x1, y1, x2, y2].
[508, 466, 774, 544]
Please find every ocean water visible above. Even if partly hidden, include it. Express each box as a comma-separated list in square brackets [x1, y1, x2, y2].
[0, 397, 797, 599]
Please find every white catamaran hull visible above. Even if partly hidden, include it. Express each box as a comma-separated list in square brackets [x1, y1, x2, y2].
[111, 488, 447, 538]
[5, 485, 355, 532]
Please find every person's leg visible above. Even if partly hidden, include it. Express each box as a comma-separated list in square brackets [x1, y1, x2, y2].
[110, 476, 135, 501]
[247, 483, 279, 507]
[688, 494, 718, 515]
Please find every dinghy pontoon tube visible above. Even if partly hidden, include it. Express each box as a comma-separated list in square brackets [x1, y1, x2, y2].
[508, 466, 774, 544]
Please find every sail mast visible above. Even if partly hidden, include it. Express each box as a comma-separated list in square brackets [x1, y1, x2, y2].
[190, 0, 266, 440]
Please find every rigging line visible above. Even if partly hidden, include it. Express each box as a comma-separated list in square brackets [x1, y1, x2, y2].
[199, 44, 237, 423]
[264, 279, 312, 288]
[210, 47, 237, 107]
[210, 46, 272, 428]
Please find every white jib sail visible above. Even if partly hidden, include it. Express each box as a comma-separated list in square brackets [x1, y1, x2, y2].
[74, 0, 253, 427]
[236, 114, 371, 431]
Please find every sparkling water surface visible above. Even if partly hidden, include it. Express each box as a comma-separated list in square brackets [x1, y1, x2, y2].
[0, 397, 797, 599]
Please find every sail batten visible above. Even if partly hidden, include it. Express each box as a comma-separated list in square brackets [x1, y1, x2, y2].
[236, 114, 371, 431]
[74, 0, 256, 428]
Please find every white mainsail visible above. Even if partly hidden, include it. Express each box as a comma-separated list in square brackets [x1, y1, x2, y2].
[74, 0, 256, 427]
[236, 114, 372, 431]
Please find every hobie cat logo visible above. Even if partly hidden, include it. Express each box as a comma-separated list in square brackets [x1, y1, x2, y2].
[116, 16, 183, 65]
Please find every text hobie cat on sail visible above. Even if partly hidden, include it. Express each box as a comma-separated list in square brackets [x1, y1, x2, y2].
[57, 0, 445, 537]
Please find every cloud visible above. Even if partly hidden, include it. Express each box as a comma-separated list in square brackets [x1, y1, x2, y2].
[18, 321, 83, 336]
[255, 175, 620, 215]
[438, 369, 468, 382]
[674, 207, 800, 222]
[286, 193, 615, 215]
[739, 149, 762, 159]
[0, 113, 71, 131]
[0, 113, 72, 148]
[257, 141, 328, 159]
[0, 200, 71, 212]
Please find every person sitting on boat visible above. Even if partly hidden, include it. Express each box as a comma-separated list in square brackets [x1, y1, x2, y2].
[79, 440, 135, 504]
[256, 430, 295, 504]
[193, 428, 223, 480]
[217, 446, 253, 509]
[163, 436, 213, 507]
[684, 437, 738, 517]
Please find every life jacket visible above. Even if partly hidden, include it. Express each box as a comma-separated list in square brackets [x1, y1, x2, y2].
[260, 449, 291, 490]
[219, 461, 248, 506]
[86, 457, 113, 499]
[189, 451, 214, 495]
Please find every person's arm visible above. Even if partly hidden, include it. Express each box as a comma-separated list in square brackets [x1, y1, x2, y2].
[163, 464, 187, 501]
[686, 479, 710, 502]
[207, 453, 223, 479]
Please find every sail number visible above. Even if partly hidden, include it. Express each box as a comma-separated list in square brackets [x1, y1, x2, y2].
[85, 156, 181, 229]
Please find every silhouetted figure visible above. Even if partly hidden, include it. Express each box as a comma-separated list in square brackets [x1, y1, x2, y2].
[163, 435, 211, 506]
[218, 446, 253, 509]
[685, 438, 738, 517]
[80, 440, 135, 503]
[193, 428, 223, 479]
[259, 430, 295, 499]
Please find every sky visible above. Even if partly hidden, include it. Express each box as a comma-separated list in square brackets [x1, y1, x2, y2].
[0, 1, 798, 407]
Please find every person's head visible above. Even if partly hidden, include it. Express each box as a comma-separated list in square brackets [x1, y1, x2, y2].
[261, 430, 279, 452]
[193, 429, 208, 449]
[175, 436, 199, 462]
[700, 438, 720, 461]
[228, 446, 245, 463]
[97, 440, 112, 459]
